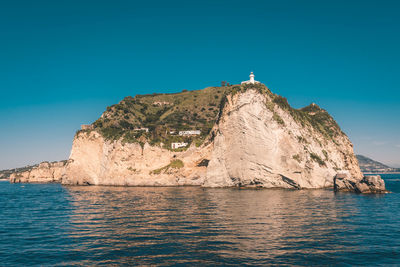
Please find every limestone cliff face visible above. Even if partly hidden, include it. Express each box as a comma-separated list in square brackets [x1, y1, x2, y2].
[204, 89, 362, 188]
[63, 89, 363, 189]
[9, 161, 67, 183]
[63, 131, 211, 186]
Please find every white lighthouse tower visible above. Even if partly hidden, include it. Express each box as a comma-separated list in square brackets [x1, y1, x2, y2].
[249, 72, 255, 83]
[241, 72, 260, 85]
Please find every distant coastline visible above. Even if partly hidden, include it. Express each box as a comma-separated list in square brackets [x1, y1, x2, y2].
[363, 172, 400, 175]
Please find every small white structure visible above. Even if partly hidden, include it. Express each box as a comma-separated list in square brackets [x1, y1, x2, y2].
[241, 72, 260, 85]
[81, 124, 94, 130]
[178, 130, 201, 136]
[133, 128, 149, 133]
[153, 101, 171, 106]
[171, 142, 188, 149]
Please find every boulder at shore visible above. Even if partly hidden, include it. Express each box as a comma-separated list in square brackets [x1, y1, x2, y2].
[334, 172, 388, 193]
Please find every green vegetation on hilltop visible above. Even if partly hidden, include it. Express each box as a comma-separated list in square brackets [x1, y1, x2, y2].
[84, 82, 343, 149]
[272, 96, 343, 141]
[91, 85, 242, 149]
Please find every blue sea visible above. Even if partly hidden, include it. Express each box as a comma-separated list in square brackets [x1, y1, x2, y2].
[0, 174, 399, 266]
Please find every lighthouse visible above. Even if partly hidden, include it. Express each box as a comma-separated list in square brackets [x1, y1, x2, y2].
[241, 72, 260, 85]
[249, 72, 255, 83]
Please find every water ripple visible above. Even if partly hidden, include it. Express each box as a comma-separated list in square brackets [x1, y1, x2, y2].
[0, 174, 399, 266]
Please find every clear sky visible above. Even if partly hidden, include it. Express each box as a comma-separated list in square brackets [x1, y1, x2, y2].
[0, 0, 399, 169]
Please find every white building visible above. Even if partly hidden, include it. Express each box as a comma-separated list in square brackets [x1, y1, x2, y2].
[241, 72, 260, 85]
[178, 130, 201, 136]
[133, 128, 149, 133]
[153, 101, 171, 106]
[171, 142, 188, 149]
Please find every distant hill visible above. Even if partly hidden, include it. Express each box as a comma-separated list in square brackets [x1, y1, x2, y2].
[356, 155, 399, 173]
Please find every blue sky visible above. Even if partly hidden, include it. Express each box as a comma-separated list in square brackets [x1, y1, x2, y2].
[0, 0, 399, 169]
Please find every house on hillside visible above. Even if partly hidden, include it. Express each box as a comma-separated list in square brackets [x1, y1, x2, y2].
[133, 128, 149, 133]
[178, 130, 201, 136]
[153, 101, 172, 106]
[171, 142, 188, 149]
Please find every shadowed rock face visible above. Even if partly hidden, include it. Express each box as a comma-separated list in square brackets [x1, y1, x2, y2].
[359, 176, 387, 193]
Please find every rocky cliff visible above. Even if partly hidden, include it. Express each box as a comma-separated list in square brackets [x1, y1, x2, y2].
[9, 161, 67, 183]
[9, 83, 386, 193]
[63, 86, 366, 190]
[0, 164, 38, 180]
[204, 89, 362, 188]
[63, 131, 211, 186]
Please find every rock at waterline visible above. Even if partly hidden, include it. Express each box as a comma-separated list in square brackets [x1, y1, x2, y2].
[334, 172, 388, 194]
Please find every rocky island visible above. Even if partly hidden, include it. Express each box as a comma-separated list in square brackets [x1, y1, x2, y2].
[7, 74, 387, 193]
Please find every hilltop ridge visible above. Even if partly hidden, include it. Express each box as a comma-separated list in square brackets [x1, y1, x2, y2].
[80, 83, 344, 152]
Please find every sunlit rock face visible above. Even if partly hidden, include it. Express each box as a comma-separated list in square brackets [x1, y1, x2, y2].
[63, 88, 365, 190]
[63, 131, 211, 186]
[204, 89, 363, 188]
[9, 161, 67, 183]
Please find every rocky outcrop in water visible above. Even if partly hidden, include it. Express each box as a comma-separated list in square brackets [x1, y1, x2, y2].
[334, 172, 388, 193]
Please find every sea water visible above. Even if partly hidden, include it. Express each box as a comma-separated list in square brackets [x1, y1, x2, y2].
[0, 174, 399, 266]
